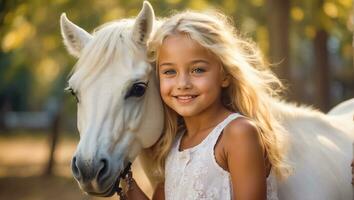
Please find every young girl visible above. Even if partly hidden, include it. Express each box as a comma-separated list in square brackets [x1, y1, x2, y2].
[123, 10, 290, 200]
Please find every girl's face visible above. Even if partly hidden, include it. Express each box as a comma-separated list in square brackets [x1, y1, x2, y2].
[157, 33, 229, 118]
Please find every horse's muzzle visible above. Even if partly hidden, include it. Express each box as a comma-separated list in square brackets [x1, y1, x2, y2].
[71, 155, 116, 194]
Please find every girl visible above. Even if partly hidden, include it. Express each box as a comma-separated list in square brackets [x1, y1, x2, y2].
[123, 10, 290, 200]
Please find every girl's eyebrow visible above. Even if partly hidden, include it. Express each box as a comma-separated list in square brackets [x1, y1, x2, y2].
[189, 59, 210, 65]
[159, 59, 210, 68]
[159, 62, 175, 68]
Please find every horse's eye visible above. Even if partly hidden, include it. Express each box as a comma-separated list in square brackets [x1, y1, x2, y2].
[125, 82, 148, 99]
[66, 87, 79, 103]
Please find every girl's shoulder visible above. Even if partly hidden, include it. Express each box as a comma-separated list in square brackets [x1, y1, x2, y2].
[223, 116, 259, 139]
[222, 117, 263, 155]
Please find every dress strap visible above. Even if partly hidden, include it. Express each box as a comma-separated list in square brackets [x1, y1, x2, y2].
[174, 113, 243, 153]
[208, 113, 243, 148]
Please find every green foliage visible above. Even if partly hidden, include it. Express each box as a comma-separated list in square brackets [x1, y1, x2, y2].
[0, 0, 352, 113]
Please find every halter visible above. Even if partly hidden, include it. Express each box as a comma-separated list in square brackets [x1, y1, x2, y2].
[115, 162, 132, 200]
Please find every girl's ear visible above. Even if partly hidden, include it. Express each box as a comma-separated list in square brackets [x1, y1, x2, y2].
[220, 65, 230, 88]
[221, 75, 230, 88]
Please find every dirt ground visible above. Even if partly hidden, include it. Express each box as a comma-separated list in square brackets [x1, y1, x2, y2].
[0, 132, 153, 200]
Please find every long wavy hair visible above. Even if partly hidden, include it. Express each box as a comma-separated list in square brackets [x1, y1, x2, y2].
[147, 10, 291, 180]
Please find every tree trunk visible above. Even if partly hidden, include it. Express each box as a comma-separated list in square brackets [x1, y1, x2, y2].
[265, 0, 291, 85]
[44, 112, 61, 176]
[313, 32, 330, 111]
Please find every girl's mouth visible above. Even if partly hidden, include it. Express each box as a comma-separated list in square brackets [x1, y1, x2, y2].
[173, 95, 198, 103]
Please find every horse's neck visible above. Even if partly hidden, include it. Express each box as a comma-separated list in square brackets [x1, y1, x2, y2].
[270, 97, 354, 134]
[268, 98, 326, 123]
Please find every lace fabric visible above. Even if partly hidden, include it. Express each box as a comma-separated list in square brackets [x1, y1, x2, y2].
[164, 113, 279, 200]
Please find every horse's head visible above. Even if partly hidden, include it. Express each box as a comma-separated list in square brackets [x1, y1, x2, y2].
[60, 1, 163, 196]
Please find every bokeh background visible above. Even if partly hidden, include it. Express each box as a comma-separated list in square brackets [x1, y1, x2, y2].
[0, 0, 353, 199]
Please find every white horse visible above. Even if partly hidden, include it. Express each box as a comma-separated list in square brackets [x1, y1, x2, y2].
[60, 1, 354, 199]
[60, 2, 163, 196]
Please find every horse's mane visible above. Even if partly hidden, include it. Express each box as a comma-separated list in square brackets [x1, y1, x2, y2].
[67, 18, 142, 90]
[269, 98, 326, 121]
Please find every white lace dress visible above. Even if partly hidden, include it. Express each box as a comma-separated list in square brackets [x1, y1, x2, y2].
[164, 113, 279, 200]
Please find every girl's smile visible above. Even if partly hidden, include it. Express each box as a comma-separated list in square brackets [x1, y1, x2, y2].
[173, 94, 198, 104]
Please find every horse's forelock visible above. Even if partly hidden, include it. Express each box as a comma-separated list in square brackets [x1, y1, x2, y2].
[68, 19, 145, 90]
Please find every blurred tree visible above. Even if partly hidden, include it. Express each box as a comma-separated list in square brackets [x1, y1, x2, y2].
[313, 0, 331, 111]
[265, 0, 292, 86]
[0, 0, 32, 129]
[290, 0, 353, 110]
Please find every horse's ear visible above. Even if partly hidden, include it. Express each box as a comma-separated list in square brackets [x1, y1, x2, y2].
[60, 13, 92, 58]
[132, 1, 155, 45]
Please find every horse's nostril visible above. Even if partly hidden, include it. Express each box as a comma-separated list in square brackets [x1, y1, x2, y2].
[71, 156, 80, 179]
[97, 158, 110, 183]
[71, 156, 110, 184]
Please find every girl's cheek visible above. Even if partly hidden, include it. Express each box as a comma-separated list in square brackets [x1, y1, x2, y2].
[159, 80, 173, 105]
[159, 79, 172, 95]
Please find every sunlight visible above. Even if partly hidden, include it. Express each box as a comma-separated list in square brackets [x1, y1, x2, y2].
[338, 0, 352, 7]
[102, 7, 124, 22]
[291, 7, 304, 22]
[166, 0, 182, 5]
[188, 0, 209, 10]
[36, 57, 61, 85]
[251, 0, 264, 7]
[2, 17, 35, 52]
[323, 2, 338, 18]
[305, 25, 316, 39]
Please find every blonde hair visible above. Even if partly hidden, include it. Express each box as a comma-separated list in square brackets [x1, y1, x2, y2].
[148, 10, 291, 180]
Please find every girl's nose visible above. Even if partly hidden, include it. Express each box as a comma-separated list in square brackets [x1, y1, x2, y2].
[177, 74, 192, 90]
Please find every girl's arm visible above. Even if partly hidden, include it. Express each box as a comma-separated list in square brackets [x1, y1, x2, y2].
[152, 182, 165, 200]
[125, 179, 165, 200]
[125, 179, 149, 200]
[223, 118, 267, 200]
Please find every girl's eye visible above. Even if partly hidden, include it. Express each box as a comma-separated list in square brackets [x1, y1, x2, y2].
[192, 67, 206, 74]
[162, 69, 176, 75]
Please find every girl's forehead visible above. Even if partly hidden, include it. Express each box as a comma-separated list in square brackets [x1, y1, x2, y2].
[159, 33, 217, 61]
[162, 33, 197, 48]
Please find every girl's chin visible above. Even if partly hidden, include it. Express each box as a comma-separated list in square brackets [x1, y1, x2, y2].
[175, 109, 200, 118]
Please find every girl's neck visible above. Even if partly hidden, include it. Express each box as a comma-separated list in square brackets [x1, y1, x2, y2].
[183, 104, 232, 137]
